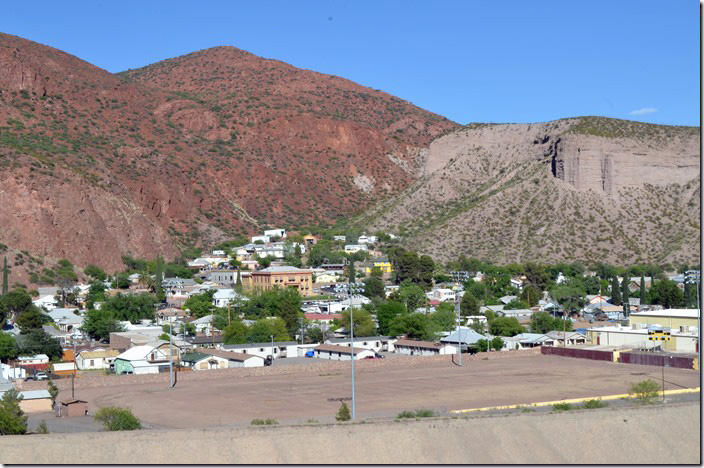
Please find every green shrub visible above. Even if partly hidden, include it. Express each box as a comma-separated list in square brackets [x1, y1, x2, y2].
[37, 420, 49, 434]
[552, 402, 573, 412]
[94, 406, 141, 431]
[582, 399, 608, 409]
[251, 418, 278, 426]
[396, 409, 436, 419]
[336, 402, 351, 421]
[628, 379, 661, 404]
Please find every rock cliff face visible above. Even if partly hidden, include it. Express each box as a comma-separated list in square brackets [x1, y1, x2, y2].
[0, 33, 457, 278]
[357, 117, 700, 265]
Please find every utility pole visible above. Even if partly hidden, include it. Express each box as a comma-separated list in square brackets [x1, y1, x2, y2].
[350, 296, 356, 420]
[271, 334, 274, 363]
[455, 282, 461, 367]
[169, 315, 173, 388]
[228, 302, 231, 326]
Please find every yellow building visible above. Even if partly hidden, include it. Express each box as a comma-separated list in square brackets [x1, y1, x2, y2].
[364, 258, 393, 275]
[250, 266, 314, 296]
[628, 309, 699, 330]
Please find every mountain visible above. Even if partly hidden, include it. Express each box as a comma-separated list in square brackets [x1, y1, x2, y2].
[353, 117, 700, 266]
[0, 33, 458, 277]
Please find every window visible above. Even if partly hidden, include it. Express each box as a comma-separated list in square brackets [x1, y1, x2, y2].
[259, 348, 264, 352]
[90, 360, 94, 367]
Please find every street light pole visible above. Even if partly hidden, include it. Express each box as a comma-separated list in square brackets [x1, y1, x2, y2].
[271, 334, 274, 363]
[169, 318, 173, 388]
[455, 282, 461, 367]
[350, 301, 356, 420]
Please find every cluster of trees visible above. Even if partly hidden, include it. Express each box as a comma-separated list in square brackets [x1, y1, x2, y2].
[81, 293, 157, 341]
[386, 248, 434, 288]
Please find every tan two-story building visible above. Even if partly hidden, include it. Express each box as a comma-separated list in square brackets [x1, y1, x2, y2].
[250, 266, 314, 296]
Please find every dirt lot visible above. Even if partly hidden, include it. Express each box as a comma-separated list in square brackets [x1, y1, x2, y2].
[63, 354, 700, 429]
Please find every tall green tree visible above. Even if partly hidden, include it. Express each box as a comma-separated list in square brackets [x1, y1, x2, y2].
[247, 318, 290, 343]
[222, 320, 248, 344]
[347, 260, 356, 284]
[460, 292, 481, 317]
[235, 268, 243, 293]
[639, 274, 647, 305]
[362, 276, 385, 300]
[16, 306, 50, 333]
[0, 333, 18, 362]
[154, 255, 165, 302]
[100, 293, 157, 323]
[621, 276, 630, 306]
[488, 317, 525, 337]
[648, 280, 684, 309]
[430, 303, 457, 331]
[530, 312, 572, 334]
[0, 388, 27, 435]
[393, 282, 427, 313]
[388, 313, 437, 341]
[376, 301, 406, 335]
[338, 308, 377, 337]
[82, 309, 126, 341]
[0, 289, 33, 323]
[16, 329, 62, 360]
[610, 275, 622, 306]
[2, 257, 8, 295]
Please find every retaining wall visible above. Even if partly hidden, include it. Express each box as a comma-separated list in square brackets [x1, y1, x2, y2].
[541, 346, 614, 361]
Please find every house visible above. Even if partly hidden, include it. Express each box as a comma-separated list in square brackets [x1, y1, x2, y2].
[586, 323, 698, 352]
[51, 362, 77, 377]
[497, 309, 533, 321]
[18, 390, 52, 413]
[264, 228, 286, 239]
[510, 278, 524, 290]
[212, 289, 248, 308]
[76, 349, 120, 370]
[113, 343, 180, 375]
[544, 331, 587, 346]
[428, 288, 456, 303]
[357, 235, 377, 245]
[156, 308, 188, 324]
[312, 344, 375, 361]
[16, 354, 50, 372]
[163, 278, 197, 289]
[499, 295, 517, 305]
[325, 336, 395, 353]
[185, 334, 223, 348]
[250, 266, 314, 296]
[180, 352, 230, 370]
[193, 347, 265, 368]
[304, 313, 342, 332]
[32, 295, 58, 311]
[303, 235, 319, 246]
[1, 363, 25, 380]
[501, 333, 555, 350]
[339, 295, 371, 311]
[586, 295, 611, 305]
[394, 339, 458, 356]
[440, 327, 487, 351]
[480, 304, 506, 315]
[221, 341, 298, 359]
[187, 258, 211, 270]
[314, 273, 339, 283]
[363, 258, 392, 275]
[344, 244, 368, 253]
[47, 308, 84, 334]
[332, 236, 346, 242]
[189, 315, 219, 335]
[57, 399, 88, 418]
[251, 235, 271, 244]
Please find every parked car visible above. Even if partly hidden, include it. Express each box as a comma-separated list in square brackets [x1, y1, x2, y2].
[304, 350, 315, 358]
[35, 372, 49, 381]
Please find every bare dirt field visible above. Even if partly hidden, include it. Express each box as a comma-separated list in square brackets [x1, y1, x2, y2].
[62, 354, 700, 429]
[1, 402, 699, 464]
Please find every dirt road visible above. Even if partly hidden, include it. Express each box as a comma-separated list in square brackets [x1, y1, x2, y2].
[64, 354, 699, 428]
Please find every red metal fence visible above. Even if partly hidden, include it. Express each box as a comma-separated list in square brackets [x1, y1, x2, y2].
[618, 352, 695, 369]
[541, 346, 613, 361]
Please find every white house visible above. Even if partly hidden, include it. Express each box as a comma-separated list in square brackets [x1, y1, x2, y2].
[17, 354, 49, 366]
[544, 331, 587, 346]
[113, 344, 178, 375]
[344, 244, 368, 253]
[428, 288, 456, 302]
[194, 348, 265, 368]
[181, 351, 230, 370]
[47, 308, 84, 334]
[497, 309, 533, 320]
[221, 341, 299, 359]
[251, 235, 271, 243]
[313, 344, 375, 361]
[1, 363, 25, 380]
[332, 236, 346, 242]
[393, 339, 458, 356]
[357, 235, 377, 245]
[325, 336, 395, 353]
[212, 289, 248, 308]
[32, 295, 58, 311]
[189, 315, 218, 336]
[264, 228, 286, 239]
[501, 333, 555, 350]
[75, 349, 120, 370]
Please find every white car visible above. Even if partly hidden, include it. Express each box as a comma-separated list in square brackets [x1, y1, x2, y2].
[35, 372, 49, 381]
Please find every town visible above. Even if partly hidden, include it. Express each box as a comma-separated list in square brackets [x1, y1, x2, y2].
[0, 228, 699, 443]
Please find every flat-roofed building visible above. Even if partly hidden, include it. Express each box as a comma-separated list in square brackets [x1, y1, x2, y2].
[250, 266, 314, 296]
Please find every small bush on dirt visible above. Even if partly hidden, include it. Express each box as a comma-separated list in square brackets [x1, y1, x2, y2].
[582, 399, 608, 409]
[94, 406, 141, 431]
[396, 409, 436, 419]
[251, 418, 278, 426]
[552, 402, 573, 412]
[37, 420, 49, 434]
[336, 402, 351, 421]
[628, 379, 661, 404]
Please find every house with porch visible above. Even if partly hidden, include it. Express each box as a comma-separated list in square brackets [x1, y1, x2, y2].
[394, 339, 458, 356]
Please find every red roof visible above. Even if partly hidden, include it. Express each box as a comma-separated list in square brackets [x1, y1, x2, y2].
[428, 299, 441, 306]
[304, 313, 342, 321]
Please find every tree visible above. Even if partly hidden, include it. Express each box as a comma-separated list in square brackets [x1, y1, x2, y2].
[639, 274, 647, 305]
[16, 306, 50, 333]
[2, 257, 8, 295]
[339, 308, 377, 337]
[503, 298, 529, 310]
[94, 406, 141, 431]
[112, 273, 131, 289]
[82, 309, 125, 342]
[488, 317, 524, 337]
[47, 380, 59, 408]
[101, 293, 157, 323]
[222, 320, 248, 344]
[247, 318, 290, 343]
[550, 284, 586, 313]
[0, 388, 27, 435]
[468, 318, 485, 334]
[235, 268, 243, 293]
[460, 292, 480, 317]
[37, 419, 49, 434]
[610, 275, 622, 306]
[418, 255, 435, 289]
[388, 313, 437, 341]
[520, 285, 540, 306]
[85, 281, 107, 309]
[84, 265, 107, 282]
[0, 289, 33, 323]
[523, 262, 551, 291]
[362, 276, 385, 300]
[155, 255, 165, 302]
[530, 312, 572, 334]
[394, 282, 426, 313]
[490, 336, 504, 351]
[475, 339, 489, 353]
[347, 260, 356, 284]
[336, 402, 351, 421]
[183, 290, 217, 319]
[648, 280, 684, 309]
[16, 329, 62, 360]
[256, 255, 272, 269]
[376, 301, 406, 335]
[430, 303, 456, 331]
[621, 276, 630, 307]
[179, 322, 196, 337]
[394, 250, 420, 285]
[0, 333, 18, 362]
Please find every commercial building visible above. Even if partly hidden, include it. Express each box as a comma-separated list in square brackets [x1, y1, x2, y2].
[628, 309, 699, 330]
[250, 266, 314, 296]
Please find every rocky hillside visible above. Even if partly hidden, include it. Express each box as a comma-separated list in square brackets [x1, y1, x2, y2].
[355, 117, 700, 265]
[0, 33, 457, 276]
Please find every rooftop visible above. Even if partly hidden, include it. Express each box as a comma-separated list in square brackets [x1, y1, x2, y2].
[394, 339, 444, 349]
[630, 309, 699, 319]
[314, 344, 368, 355]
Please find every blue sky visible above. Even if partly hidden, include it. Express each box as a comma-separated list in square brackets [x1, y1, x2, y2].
[2, 1, 699, 125]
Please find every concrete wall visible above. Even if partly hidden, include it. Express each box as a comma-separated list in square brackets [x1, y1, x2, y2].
[20, 398, 52, 413]
[0, 403, 698, 464]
